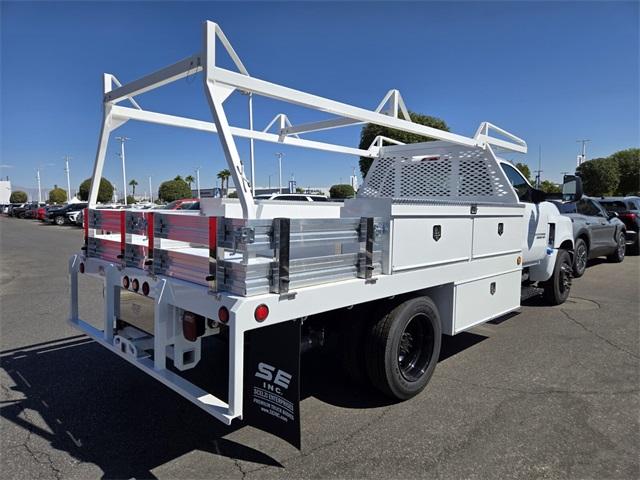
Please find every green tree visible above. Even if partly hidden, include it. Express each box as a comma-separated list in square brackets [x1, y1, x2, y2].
[185, 175, 195, 188]
[358, 111, 449, 177]
[128, 179, 138, 197]
[158, 177, 192, 202]
[78, 178, 114, 203]
[610, 148, 639, 195]
[515, 163, 533, 183]
[539, 180, 561, 194]
[126, 195, 136, 205]
[576, 158, 620, 196]
[217, 169, 231, 195]
[329, 184, 355, 199]
[48, 185, 67, 203]
[9, 191, 27, 203]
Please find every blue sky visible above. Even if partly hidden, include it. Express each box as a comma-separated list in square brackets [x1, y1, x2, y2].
[1, 1, 638, 196]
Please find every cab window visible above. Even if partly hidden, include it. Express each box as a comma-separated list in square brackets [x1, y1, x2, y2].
[501, 163, 531, 202]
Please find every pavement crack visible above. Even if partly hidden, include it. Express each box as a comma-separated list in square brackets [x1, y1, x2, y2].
[18, 408, 63, 480]
[560, 308, 639, 360]
[232, 457, 248, 479]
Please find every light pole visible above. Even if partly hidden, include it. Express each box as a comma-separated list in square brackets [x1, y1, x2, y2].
[576, 139, 591, 166]
[115, 136, 130, 205]
[275, 152, 284, 194]
[64, 155, 72, 200]
[36, 168, 42, 203]
[195, 167, 201, 198]
[148, 175, 153, 203]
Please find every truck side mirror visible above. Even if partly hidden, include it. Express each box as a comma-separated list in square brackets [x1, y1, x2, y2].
[562, 175, 583, 202]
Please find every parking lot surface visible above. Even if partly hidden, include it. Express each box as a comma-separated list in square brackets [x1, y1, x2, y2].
[1, 215, 639, 479]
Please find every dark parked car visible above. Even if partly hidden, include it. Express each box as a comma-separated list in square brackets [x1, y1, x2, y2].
[12, 202, 43, 219]
[46, 203, 88, 225]
[599, 196, 640, 254]
[554, 197, 627, 277]
[7, 203, 26, 217]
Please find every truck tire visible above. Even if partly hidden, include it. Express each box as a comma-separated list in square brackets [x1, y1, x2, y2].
[573, 238, 588, 278]
[541, 249, 572, 305]
[606, 232, 626, 263]
[365, 296, 441, 400]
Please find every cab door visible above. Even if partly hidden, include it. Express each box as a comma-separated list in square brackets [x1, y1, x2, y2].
[500, 162, 548, 265]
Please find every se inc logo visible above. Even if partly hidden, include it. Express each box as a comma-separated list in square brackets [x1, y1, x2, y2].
[255, 362, 292, 395]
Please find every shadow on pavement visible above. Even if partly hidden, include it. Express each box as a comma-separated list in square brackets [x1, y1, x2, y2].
[1, 336, 281, 479]
[1, 328, 487, 478]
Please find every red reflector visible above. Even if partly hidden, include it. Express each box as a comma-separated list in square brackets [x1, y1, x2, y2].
[182, 311, 205, 342]
[254, 304, 269, 322]
[132, 278, 139, 292]
[122, 276, 129, 289]
[218, 306, 229, 324]
[79, 262, 85, 274]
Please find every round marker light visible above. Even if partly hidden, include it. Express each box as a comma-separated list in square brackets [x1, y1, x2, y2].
[254, 304, 269, 322]
[142, 281, 150, 296]
[122, 276, 130, 289]
[79, 262, 85, 274]
[132, 278, 139, 292]
[218, 306, 229, 324]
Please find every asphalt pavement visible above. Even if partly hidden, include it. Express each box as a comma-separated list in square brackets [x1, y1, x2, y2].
[1, 215, 638, 479]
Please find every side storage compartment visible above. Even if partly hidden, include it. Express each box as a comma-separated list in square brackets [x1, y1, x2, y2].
[392, 217, 472, 271]
[453, 270, 521, 333]
[472, 216, 522, 259]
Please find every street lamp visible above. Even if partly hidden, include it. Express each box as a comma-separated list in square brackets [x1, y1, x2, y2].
[115, 136, 130, 205]
[275, 152, 284, 194]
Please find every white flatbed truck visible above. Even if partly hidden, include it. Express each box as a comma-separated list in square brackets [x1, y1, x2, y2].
[69, 21, 583, 448]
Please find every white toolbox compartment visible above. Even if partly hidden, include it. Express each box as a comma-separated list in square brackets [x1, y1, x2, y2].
[453, 269, 521, 333]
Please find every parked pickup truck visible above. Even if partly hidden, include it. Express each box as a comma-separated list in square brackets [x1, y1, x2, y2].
[553, 197, 627, 277]
[68, 20, 584, 450]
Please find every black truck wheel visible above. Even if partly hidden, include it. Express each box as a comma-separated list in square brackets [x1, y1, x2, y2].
[573, 238, 588, 278]
[607, 232, 626, 263]
[365, 296, 441, 400]
[541, 249, 572, 305]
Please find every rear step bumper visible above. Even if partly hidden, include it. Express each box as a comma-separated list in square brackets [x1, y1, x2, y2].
[68, 317, 236, 425]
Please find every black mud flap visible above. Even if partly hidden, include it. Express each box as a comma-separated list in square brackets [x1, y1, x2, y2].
[243, 319, 301, 449]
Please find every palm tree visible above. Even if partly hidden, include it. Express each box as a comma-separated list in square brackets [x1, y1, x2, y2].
[217, 169, 231, 196]
[128, 179, 138, 197]
[185, 175, 195, 188]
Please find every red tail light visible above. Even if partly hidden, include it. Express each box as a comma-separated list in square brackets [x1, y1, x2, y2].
[619, 213, 637, 220]
[254, 304, 269, 322]
[79, 262, 85, 274]
[131, 278, 139, 292]
[122, 276, 130, 289]
[218, 306, 229, 324]
[142, 282, 150, 296]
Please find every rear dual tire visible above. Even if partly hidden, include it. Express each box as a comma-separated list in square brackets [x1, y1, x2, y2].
[364, 297, 441, 400]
